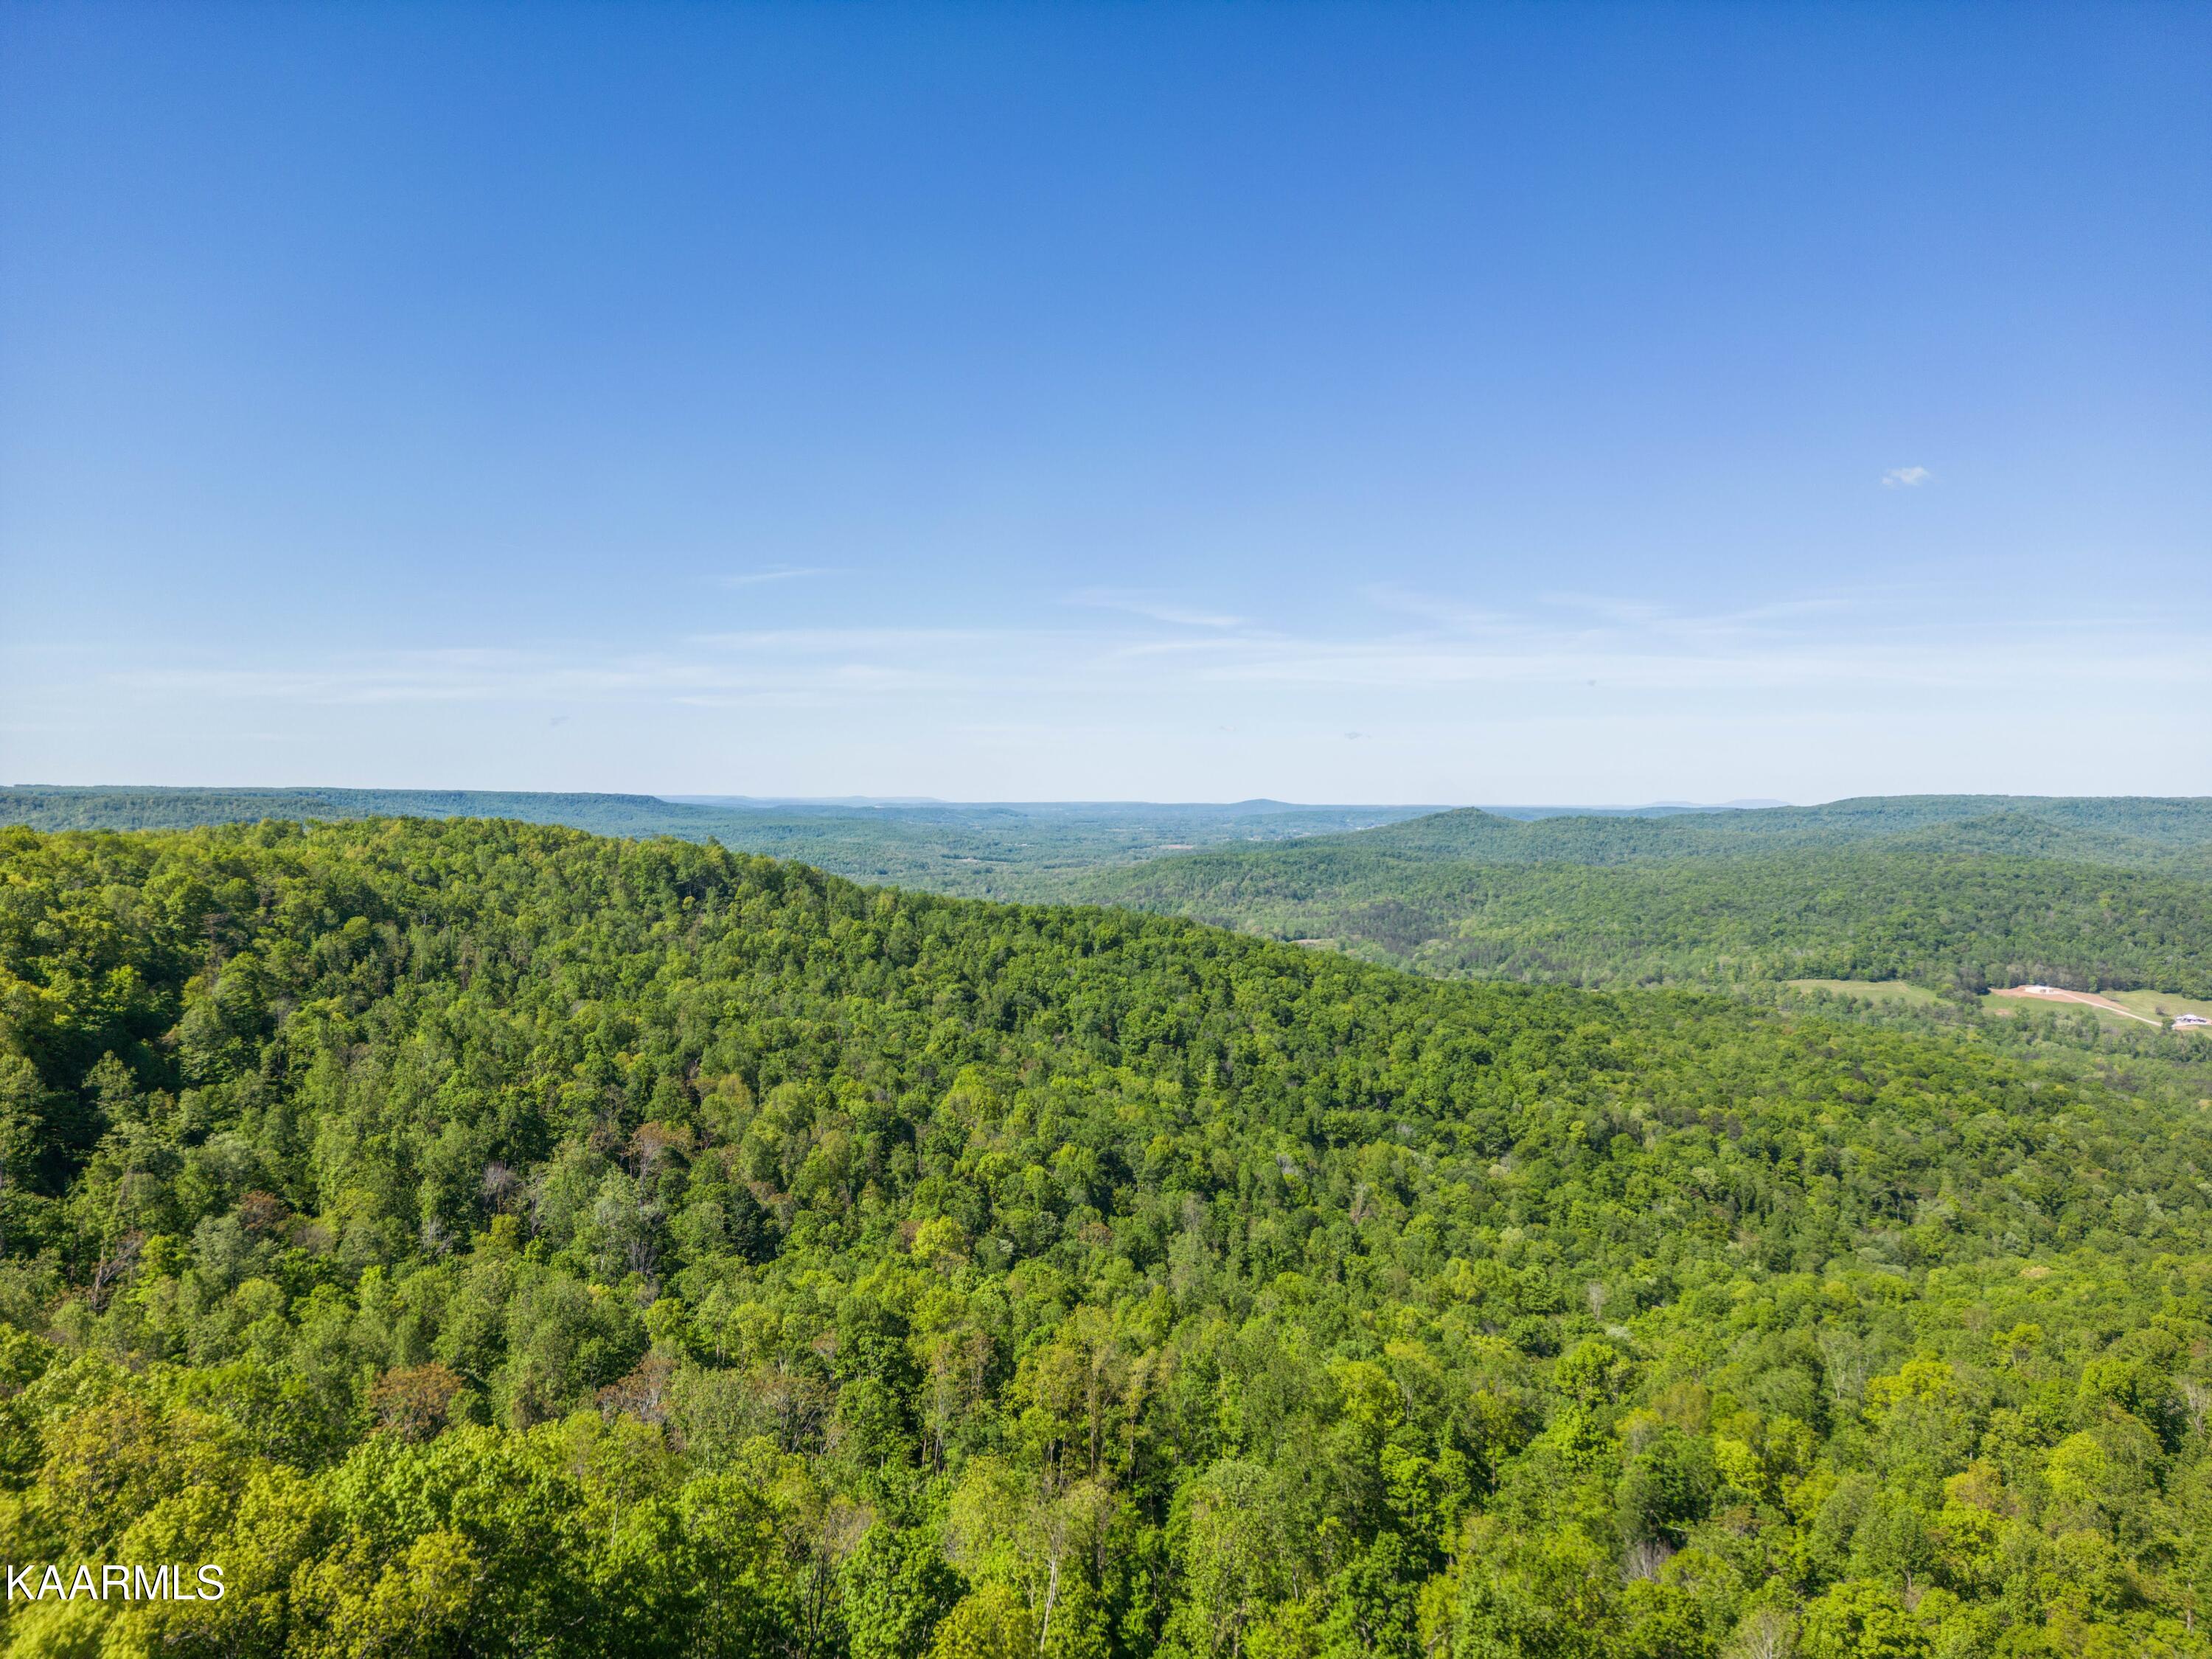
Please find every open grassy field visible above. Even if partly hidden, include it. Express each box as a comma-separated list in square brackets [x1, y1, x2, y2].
[1784, 977, 1947, 1008]
[1978, 987, 2212, 1035]
[1988, 984, 2160, 1022]
[1979, 992, 2133, 1030]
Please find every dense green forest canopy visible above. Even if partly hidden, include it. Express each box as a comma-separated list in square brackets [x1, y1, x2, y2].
[1, 818, 2210, 1657]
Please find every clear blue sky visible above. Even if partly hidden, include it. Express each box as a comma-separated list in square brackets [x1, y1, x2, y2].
[3, 2, 2206, 802]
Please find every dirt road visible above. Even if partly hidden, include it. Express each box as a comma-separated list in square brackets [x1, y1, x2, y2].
[1989, 985, 2162, 1026]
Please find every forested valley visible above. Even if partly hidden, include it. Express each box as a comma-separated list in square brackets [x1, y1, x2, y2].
[3, 818, 2211, 1658]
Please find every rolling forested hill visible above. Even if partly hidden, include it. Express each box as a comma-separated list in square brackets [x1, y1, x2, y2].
[18, 788, 2212, 1003]
[1, 818, 2210, 1657]
[1083, 799, 2212, 998]
[1265, 798, 2212, 866]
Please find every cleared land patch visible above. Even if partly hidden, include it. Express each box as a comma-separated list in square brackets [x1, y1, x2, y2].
[1980, 993, 2142, 1032]
[1785, 978, 1946, 1008]
[1989, 984, 2160, 1023]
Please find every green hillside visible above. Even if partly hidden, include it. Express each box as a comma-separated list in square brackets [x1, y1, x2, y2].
[1085, 799, 2212, 998]
[1257, 796, 2212, 869]
[1, 818, 2209, 1656]
[1090, 848, 2212, 996]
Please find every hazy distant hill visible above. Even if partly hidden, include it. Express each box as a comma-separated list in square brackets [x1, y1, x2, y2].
[0, 785, 742, 839]
[0, 786, 1436, 900]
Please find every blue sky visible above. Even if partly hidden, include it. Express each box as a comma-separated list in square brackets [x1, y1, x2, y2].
[3, 2, 2206, 802]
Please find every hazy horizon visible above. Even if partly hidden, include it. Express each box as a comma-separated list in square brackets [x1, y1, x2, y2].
[23, 782, 2212, 815]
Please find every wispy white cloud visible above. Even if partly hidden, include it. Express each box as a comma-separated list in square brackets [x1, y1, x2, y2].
[1069, 588, 1245, 629]
[1361, 584, 1527, 636]
[15, 561, 2208, 801]
[1882, 466, 1933, 488]
[87, 591, 2212, 719]
[111, 639, 982, 709]
[720, 566, 834, 588]
[684, 627, 1009, 653]
[21, 579, 2211, 798]
[1170, 591, 2209, 696]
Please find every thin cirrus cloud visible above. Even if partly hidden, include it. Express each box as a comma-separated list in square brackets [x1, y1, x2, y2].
[80, 597, 2212, 714]
[19, 593, 2206, 795]
[108, 636, 992, 707]
[720, 566, 835, 588]
[1068, 588, 1246, 630]
[1882, 466, 1933, 488]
